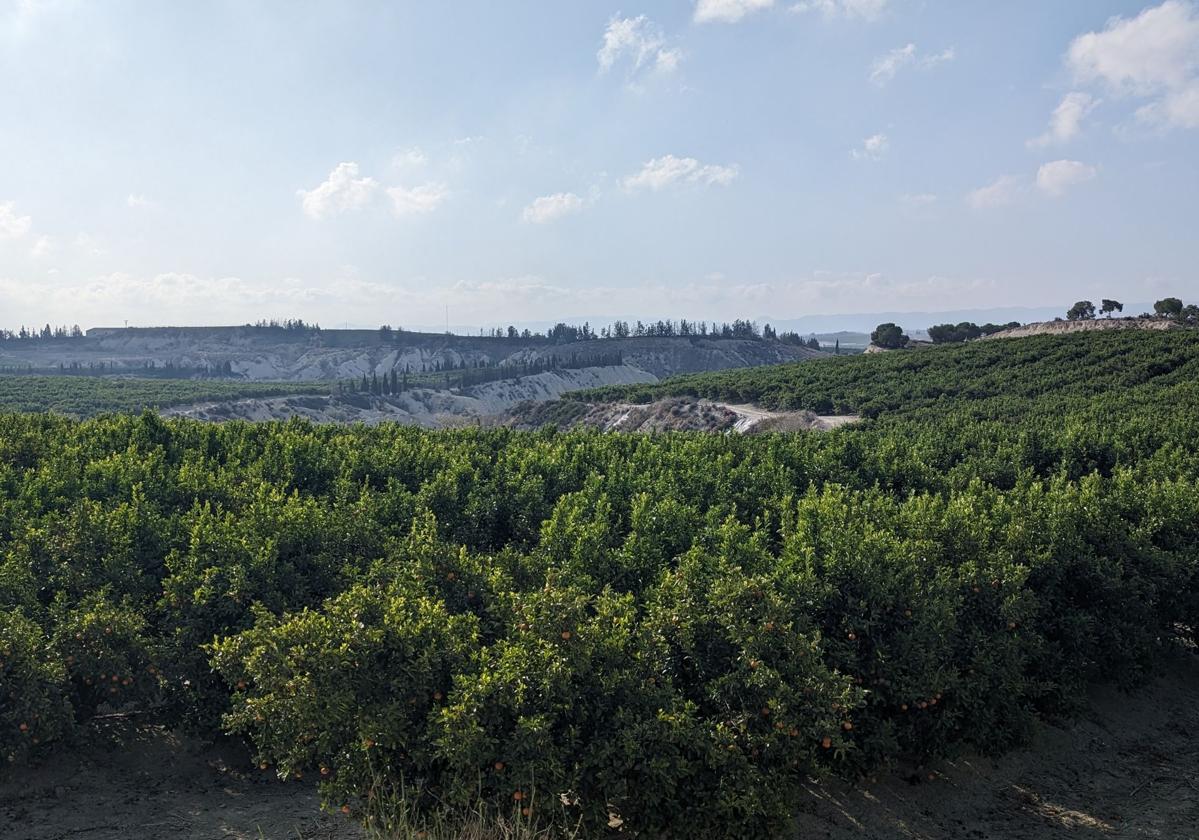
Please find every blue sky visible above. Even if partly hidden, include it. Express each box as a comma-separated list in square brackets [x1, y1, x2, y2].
[1, 0, 1196, 329]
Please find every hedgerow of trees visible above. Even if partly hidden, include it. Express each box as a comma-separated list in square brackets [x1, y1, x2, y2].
[0, 376, 329, 416]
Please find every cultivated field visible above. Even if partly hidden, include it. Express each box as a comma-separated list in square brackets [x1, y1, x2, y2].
[2, 329, 1197, 838]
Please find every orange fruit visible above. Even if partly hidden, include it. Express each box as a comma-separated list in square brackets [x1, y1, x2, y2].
[513, 790, 524, 801]
[821, 736, 832, 749]
[494, 761, 505, 771]
[842, 721, 853, 731]
[341, 804, 351, 815]
[561, 630, 572, 640]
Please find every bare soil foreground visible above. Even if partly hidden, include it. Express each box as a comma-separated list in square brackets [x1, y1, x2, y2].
[795, 646, 1199, 840]
[2, 648, 1195, 840]
[0, 726, 363, 840]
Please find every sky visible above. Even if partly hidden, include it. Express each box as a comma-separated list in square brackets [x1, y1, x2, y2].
[1, 0, 1197, 330]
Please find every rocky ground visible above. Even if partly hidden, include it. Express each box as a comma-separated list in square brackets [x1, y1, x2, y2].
[504, 396, 858, 433]
[985, 317, 1186, 340]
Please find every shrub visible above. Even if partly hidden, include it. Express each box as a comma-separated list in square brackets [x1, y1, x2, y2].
[50, 590, 160, 718]
[0, 610, 71, 764]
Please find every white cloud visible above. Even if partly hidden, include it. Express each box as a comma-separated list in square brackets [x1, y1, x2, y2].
[1036, 159, 1097, 196]
[869, 43, 955, 85]
[967, 175, 1024, 209]
[29, 235, 53, 258]
[126, 193, 156, 209]
[695, 0, 775, 24]
[597, 15, 681, 77]
[522, 192, 584, 224]
[622, 155, 739, 191]
[870, 44, 916, 85]
[387, 183, 448, 216]
[1136, 79, 1199, 128]
[851, 133, 889, 160]
[297, 162, 445, 219]
[0, 201, 32, 239]
[0, 272, 385, 326]
[1028, 92, 1100, 146]
[792, 0, 888, 22]
[391, 147, 428, 168]
[297, 162, 379, 219]
[1066, 0, 1199, 130]
[74, 232, 106, 257]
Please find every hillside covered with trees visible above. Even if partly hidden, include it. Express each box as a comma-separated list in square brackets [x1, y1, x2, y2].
[2, 329, 1197, 837]
[572, 328, 1199, 421]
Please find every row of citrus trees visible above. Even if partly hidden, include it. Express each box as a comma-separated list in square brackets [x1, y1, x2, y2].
[569, 328, 1199, 422]
[1, 395, 1197, 836]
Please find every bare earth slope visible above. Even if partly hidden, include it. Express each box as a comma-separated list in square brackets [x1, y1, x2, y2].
[985, 318, 1184, 340]
[0, 328, 824, 381]
[163, 365, 658, 426]
[503, 396, 858, 433]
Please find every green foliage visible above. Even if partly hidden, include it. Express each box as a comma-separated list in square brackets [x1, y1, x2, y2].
[0, 610, 72, 764]
[50, 590, 160, 717]
[927, 321, 983, 343]
[870, 322, 909, 349]
[571, 329, 1199, 426]
[0, 375, 327, 417]
[2, 330, 1199, 836]
[1155, 297, 1184, 319]
[1067, 300, 1096, 321]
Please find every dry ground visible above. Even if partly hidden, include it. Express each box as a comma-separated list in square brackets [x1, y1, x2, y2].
[0, 724, 363, 840]
[2, 648, 1196, 840]
[794, 646, 1199, 839]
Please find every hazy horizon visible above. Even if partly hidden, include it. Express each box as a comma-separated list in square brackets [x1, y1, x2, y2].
[2, 1, 1196, 326]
